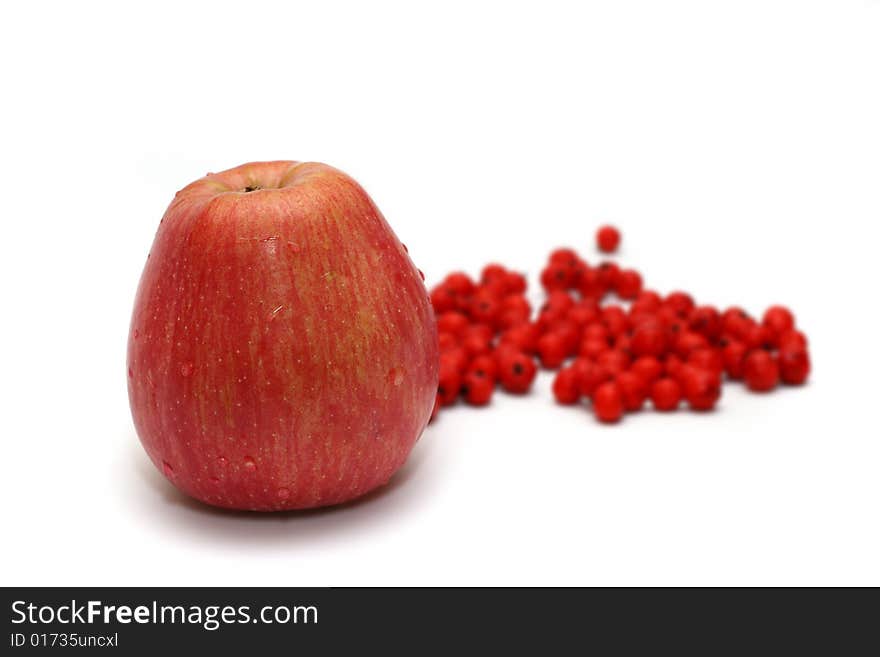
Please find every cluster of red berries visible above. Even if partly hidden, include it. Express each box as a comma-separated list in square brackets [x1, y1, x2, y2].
[428, 226, 810, 424]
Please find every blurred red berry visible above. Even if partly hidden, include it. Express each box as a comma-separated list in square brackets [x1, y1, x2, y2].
[537, 332, 569, 369]
[593, 381, 625, 422]
[549, 247, 580, 267]
[674, 330, 710, 359]
[480, 264, 508, 286]
[436, 311, 470, 337]
[778, 348, 811, 385]
[552, 366, 582, 405]
[665, 292, 695, 317]
[438, 331, 458, 352]
[778, 329, 808, 352]
[597, 262, 620, 291]
[601, 304, 629, 336]
[596, 225, 621, 253]
[630, 320, 667, 358]
[499, 323, 540, 354]
[681, 366, 722, 411]
[630, 356, 663, 384]
[572, 358, 610, 398]
[743, 350, 780, 392]
[443, 272, 476, 296]
[651, 377, 682, 412]
[503, 271, 528, 295]
[616, 371, 647, 412]
[437, 359, 462, 406]
[429, 285, 457, 313]
[597, 349, 631, 376]
[762, 305, 795, 338]
[615, 269, 643, 300]
[497, 350, 538, 394]
[689, 306, 722, 340]
[469, 290, 501, 326]
[440, 347, 469, 375]
[688, 347, 724, 375]
[462, 371, 494, 406]
[467, 354, 499, 381]
[720, 339, 748, 380]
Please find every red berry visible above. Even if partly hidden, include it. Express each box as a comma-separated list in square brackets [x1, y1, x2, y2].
[498, 294, 531, 329]
[540, 264, 572, 291]
[499, 323, 540, 354]
[469, 290, 501, 326]
[616, 371, 647, 412]
[613, 333, 633, 355]
[743, 350, 780, 392]
[498, 350, 538, 394]
[720, 339, 748, 380]
[480, 264, 508, 286]
[778, 348, 811, 385]
[681, 366, 722, 411]
[436, 311, 470, 337]
[592, 381, 625, 423]
[777, 329, 808, 352]
[578, 337, 608, 360]
[741, 321, 774, 350]
[552, 319, 582, 352]
[545, 290, 576, 314]
[664, 354, 685, 381]
[674, 330, 710, 359]
[438, 331, 458, 352]
[762, 305, 795, 338]
[461, 332, 492, 358]
[500, 291, 529, 313]
[536, 308, 565, 332]
[688, 347, 724, 375]
[631, 290, 662, 314]
[443, 272, 476, 297]
[688, 306, 722, 340]
[437, 359, 462, 406]
[462, 371, 494, 406]
[654, 305, 680, 327]
[582, 322, 610, 344]
[572, 358, 610, 397]
[464, 322, 493, 342]
[596, 262, 620, 291]
[630, 356, 663, 384]
[597, 349, 631, 376]
[566, 302, 600, 327]
[552, 366, 582, 405]
[630, 320, 667, 358]
[601, 304, 629, 337]
[615, 269, 643, 300]
[429, 285, 458, 313]
[665, 292, 695, 317]
[548, 247, 581, 267]
[537, 332, 569, 369]
[650, 377, 682, 412]
[467, 354, 498, 381]
[439, 347, 469, 375]
[576, 266, 603, 299]
[503, 271, 528, 295]
[721, 307, 753, 338]
[596, 225, 621, 253]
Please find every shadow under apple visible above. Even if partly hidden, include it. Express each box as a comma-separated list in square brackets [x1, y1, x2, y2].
[123, 430, 440, 547]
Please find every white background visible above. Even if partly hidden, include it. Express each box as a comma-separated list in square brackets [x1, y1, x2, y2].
[2, 1, 879, 586]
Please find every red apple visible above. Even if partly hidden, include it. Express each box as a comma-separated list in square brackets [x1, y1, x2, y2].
[128, 161, 438, 511]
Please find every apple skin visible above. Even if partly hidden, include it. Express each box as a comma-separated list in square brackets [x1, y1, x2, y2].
[128, 161, 438, 511]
